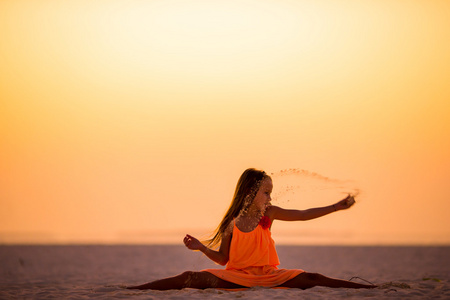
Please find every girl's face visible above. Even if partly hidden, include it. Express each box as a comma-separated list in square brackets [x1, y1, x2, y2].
[251, 178, 273, 212]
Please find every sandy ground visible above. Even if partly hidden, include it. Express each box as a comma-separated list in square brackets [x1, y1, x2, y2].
[1, 245, 449, 299]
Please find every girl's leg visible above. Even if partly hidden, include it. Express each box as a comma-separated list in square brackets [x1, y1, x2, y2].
[280, 272, 377, 289]
[127, 271, 245, 290]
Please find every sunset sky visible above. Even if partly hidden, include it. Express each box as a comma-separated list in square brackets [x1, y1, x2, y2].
[1, 0, 449, 245]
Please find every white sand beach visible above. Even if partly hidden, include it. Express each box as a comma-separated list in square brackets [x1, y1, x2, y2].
[1, 245, 449, 299]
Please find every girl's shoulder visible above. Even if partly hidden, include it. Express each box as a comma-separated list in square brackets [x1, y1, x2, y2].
[265, 205, 281, 220]
[223, 219, 234, 236]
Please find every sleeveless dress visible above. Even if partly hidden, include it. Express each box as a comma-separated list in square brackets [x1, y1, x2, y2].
[202, 218, 304, 287]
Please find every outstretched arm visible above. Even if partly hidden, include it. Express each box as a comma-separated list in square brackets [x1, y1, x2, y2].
[183, 226, 232, 266]
[269, 194, 356, 221]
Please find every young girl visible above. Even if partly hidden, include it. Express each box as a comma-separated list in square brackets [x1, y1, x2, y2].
[127, 168, 376, 290]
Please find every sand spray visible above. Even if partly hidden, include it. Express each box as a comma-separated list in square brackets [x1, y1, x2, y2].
[269, 168, 361, 206]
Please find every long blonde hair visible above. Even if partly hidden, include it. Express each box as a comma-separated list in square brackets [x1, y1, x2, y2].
[206, 168, 270, 248]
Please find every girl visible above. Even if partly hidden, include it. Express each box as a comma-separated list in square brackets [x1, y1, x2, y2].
[127, 168, 376, 290]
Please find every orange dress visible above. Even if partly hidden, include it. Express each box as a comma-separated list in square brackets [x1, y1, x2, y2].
[203, 219, 304, 287]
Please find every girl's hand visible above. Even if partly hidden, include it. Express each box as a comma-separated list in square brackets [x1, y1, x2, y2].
[335, 194, 356, 211]
[183, 234, 205, 251]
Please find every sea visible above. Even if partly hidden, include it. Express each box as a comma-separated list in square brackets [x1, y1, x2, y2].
[1, 245, 449, 299]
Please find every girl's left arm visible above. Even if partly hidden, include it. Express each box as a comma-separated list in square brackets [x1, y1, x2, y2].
[269, 195, 355, 221]
[183, 225, 232, 266]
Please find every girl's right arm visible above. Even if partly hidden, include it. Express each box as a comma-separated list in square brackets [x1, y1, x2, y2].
[268, 194, 356, 221]
[183, 228, 232, 266]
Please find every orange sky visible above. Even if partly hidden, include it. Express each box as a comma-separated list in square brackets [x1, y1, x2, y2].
[1, 0, 449, 245]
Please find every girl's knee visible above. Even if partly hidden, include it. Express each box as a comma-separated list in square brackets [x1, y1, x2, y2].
[178, 271, 238, 289]
[300, 272, 329, 288]
[180, 271, 195, 278]
[281, 272, 322, 289]
[304, 272, 322, 282]
[179, 271, 210, 288]
[181, 271, 196, 279]
[177, 271, 194, 287]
